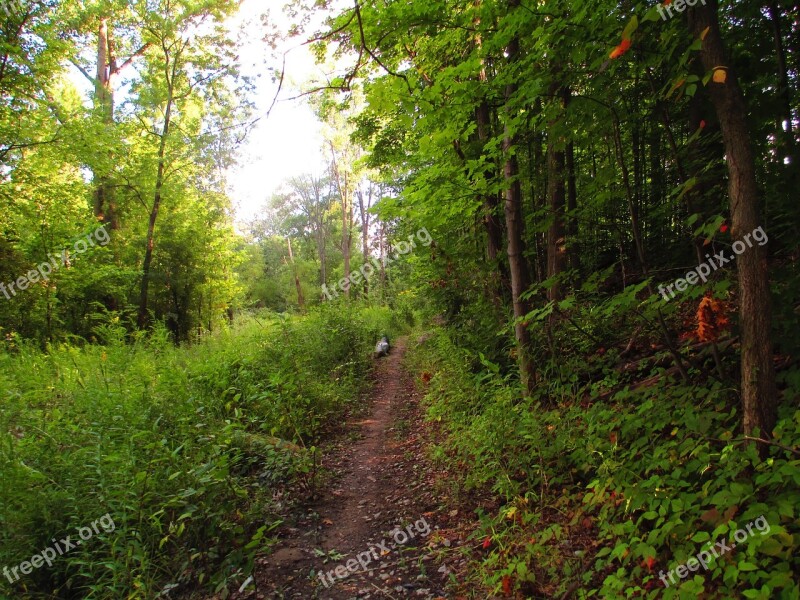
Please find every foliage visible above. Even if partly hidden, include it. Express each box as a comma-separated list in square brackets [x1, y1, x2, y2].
[0, 307, 393, 598]
[409, 327, 800, 598]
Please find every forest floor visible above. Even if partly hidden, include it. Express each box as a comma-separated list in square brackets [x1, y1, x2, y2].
[225, 337, 470, 599]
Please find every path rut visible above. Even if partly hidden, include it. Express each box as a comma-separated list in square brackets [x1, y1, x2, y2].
[247, 337, 450, 599]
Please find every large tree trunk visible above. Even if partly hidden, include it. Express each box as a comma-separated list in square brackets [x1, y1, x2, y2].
[93, 18, 118, 230]
[502, 0, 536, 396]
[473, 19, 508, 305]
[565, 139, 578, 270]
[546, 86, 568, 303]
[477, 98, 509, 305]
[688, 0, 777, 442]
[546, 142, 566, 302]
[82, 17, 148, 231]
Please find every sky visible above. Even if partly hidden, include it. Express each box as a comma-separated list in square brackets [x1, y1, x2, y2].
[226, 0, 337, 227]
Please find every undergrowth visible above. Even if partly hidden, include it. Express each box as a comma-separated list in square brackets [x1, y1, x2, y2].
[0, 305, 395, 599]
[408, 326, 800, 600]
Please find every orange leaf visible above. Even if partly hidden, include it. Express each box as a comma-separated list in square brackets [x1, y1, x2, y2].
[712, 68, 727, 83]
[609, 38, 631, 60]
[643, 556, 656, 571]
[697, 294, 729, 343]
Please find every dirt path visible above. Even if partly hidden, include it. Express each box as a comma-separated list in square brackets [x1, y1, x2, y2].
[247, 337, 452, 599]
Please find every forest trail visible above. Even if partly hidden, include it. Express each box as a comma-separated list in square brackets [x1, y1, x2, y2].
[246, 337, 452, 599]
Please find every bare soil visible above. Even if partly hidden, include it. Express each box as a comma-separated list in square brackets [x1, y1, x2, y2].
[237, 337, 457, 599]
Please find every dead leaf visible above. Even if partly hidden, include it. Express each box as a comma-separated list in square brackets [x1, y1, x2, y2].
[723, 505, 738, 522]
[712, 68, 727, 83]
[701, 507, 720, 523]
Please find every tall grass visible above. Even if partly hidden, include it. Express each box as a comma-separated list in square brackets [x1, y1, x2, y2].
[0, 305, 394, 598]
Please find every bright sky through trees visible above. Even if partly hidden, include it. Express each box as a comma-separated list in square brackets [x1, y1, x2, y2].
[226, 0, 333, 225]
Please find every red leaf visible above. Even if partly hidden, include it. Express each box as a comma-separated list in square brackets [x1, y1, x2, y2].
[609, 38, 631, 60]
[482, 536, 491, 549]
[700, 119, 707, 129]
[502, 575, 512, 596]
[720, 223, 728, 233]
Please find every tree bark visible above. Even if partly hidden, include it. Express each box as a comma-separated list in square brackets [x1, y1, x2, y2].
[287, 237, 305, 310]
[503, 0, 536, 396]
[87, 18, 148, 230]
[137, 52, 178, 329]
[688, 0, 778, 442]
[566, 139, 578, 270]
[93, 18, 118, 230]
[330, 146, 353, 299]
[356, 183, 373, 296]
[546, 86, 568, 303]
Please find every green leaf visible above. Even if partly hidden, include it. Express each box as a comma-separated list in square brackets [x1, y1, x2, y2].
[622, 15, 639, 40]
[691, 531, 710, 543]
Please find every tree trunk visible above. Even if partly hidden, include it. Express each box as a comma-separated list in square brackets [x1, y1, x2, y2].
[688, 0, 778, 442]
[473, 21, 509, 305]
[477, 97, 509, 305]
[93, 18, 118, 230]
[767, 1, 795, 166]
[566, 139, 578, 270]
[546, 86, 568, 303]
[287, 238, 305, 310]
[503, 0, 536, 396]
[330, 146, 353, 299]
[137, 63, 176, 329]
[356, 184, 373, 296]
